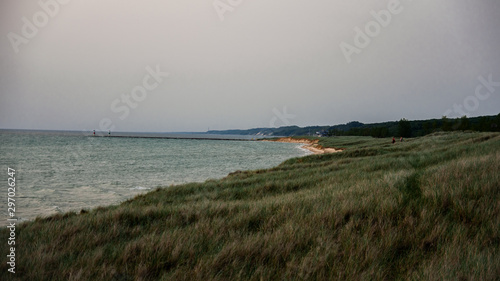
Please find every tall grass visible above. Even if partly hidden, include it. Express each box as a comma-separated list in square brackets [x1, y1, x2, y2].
[1, 132, 499, 280]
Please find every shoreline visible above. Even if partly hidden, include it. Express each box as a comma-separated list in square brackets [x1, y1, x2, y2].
[1, 134, 306, 226]
[262, 137, 343, 154]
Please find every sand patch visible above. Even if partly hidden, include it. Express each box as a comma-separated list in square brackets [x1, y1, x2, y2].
[263, 137, 343, 154]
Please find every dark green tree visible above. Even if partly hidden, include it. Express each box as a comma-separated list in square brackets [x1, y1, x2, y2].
[432, 120, 438, 132]
[422, 121, 432, 135]
[494, 113, 500, 132]
[442, 116, 451, 132]
[398, 118, 412, 138]
[458, 115, 470, 131]
[477, 117, 488, 131]
[370, 127, 389, 138]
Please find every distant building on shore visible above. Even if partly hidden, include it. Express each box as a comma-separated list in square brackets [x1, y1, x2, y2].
[315, 130, 328, 137]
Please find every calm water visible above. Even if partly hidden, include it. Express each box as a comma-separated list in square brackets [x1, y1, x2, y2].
[0, 130, 309, 224]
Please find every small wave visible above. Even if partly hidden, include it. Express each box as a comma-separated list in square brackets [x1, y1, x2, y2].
[297, 145, 313, 155]
[34, 189, 55, 194]
[131, 186, 150, 190]
[51, 206, 64, 213]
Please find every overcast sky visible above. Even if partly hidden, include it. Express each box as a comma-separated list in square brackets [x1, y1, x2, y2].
[1, 0, 499, 132]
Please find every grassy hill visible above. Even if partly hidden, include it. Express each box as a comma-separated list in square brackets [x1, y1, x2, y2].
[2, 132, 499, 280]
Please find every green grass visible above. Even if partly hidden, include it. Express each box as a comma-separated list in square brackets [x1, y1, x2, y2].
[1, 132, 499, 280]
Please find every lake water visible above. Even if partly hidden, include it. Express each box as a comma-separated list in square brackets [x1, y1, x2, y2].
[0, 130, 309, 224]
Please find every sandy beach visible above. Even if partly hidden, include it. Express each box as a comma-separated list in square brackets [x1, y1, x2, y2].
[263, 137, 343, 154]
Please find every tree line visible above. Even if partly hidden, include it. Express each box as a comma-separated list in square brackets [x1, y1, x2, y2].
[326, 114, 500, 138]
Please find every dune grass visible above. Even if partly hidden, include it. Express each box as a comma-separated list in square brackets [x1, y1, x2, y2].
[1, 132, 499, 280]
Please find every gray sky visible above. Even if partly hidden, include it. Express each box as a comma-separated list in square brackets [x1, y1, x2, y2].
[1, 0, 500, 132]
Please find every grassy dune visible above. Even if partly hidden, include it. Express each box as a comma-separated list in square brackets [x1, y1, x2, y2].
[2, 132, 499, 280]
